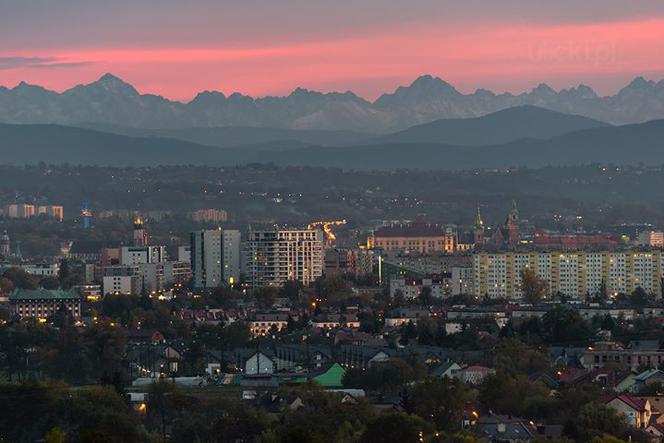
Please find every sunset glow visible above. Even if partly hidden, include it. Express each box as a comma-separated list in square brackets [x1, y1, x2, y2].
[2, 6, 664, 100]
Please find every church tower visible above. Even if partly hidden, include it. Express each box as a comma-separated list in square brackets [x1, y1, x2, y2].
[133, 215, 148, 247]
[473, 206, 485, 246]
[505, 200, 520, 246]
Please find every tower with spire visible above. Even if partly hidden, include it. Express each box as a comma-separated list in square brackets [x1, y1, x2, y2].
[133, 215, 149, 247]
[473, 206, 485, 246]
[505, 200, 520, 247]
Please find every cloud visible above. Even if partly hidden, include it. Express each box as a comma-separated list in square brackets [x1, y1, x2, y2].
[0, 56, 93, 70]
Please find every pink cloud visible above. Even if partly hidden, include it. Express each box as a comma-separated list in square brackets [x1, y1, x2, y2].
[1, 17, 663, 101]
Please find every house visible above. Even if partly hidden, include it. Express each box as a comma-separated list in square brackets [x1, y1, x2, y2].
[582, 341, 664, 371]
[646, 422, 664, 439]
[471, 413, 535, 442]
[333, 330, 387, 347]
[311, 313, 360, 330]
[631, 369, 664, 392]
[244, 351, 275, 376]
[337, 345, 394, 369]
[455, 365, 496, 385]
[605, 394, 652, 429]
[126, 329, 165, 345]
[431, 361, 461, 378]
[248, 312, 290, 336]
[384, 307, 431, 328]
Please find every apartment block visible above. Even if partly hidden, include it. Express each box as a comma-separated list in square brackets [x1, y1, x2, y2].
[245, 229, 324, 287]
[473, 251, 663, 299]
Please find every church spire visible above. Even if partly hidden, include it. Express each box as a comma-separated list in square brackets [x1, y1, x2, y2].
[475, 206, 484, 230]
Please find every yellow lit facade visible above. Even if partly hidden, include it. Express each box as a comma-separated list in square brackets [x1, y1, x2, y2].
[473, 251, 663, 299]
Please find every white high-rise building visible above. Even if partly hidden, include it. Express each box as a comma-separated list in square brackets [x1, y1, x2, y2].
[245, 228, 324, 287]
[191, 229, 241, 288]
[120, 245, 166, 266]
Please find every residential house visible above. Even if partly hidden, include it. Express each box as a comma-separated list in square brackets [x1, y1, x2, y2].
[605, 394, 652, 429]
[471, 413, 536, 442]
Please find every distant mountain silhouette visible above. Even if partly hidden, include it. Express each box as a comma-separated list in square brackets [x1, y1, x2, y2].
[2, 74, 664, 131]
[2, 117, 664, 170]
[374, 106, 609, 146]
[0, 124, 242, 166]
[267, 120, 664, 170]
[75, 123, 370, 149]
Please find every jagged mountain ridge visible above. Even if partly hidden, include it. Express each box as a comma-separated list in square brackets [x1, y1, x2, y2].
[1, 73, 664, 131]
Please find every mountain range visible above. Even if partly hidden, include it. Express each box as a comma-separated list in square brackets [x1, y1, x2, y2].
[1, 73, 664, 132]
[1, 106, 664, 170]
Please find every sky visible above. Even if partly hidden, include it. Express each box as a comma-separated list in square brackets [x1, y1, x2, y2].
[1, 0, 664, 101]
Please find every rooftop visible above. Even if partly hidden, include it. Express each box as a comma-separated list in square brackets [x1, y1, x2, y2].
[9, 288, 81, 301]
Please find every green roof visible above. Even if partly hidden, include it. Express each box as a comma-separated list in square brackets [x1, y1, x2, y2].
[294, 363, 346, 388]
[9, 288, 80, 301]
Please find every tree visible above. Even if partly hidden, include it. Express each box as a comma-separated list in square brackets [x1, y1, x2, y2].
[280, 280, 302, 302]
[57, 259, 70, 288]
[418, 286, 433, 306]
[479, 371, 553, 419]
[630, 287, 654, 308]
[2, 267, 37, 290]
[408, 377, 469, 432]
[359, 413, 432, 443]
[566, 403, 630, 442]
[521, 268, 547, 304]
[40, 276, 60, 290]
[147, 381, 177, 440]
[541, 306, 595, 344]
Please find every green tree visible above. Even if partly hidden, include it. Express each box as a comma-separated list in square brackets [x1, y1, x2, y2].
[521, 268, 547, 304]
[409, 377, 469, 432]
[359, 413, 431, 443]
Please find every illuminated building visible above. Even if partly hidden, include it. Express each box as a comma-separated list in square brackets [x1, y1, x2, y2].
[473, 206, 485, 247]
[6, 204, 35, 219]
[190, 229, 241, 288]
[81, 202, 93, 229]
[367, 216, 456, 254]
[38, 205, 64, 221]
[0, 231, 10, 257]
[10, 288, 81, 320]
[638, 230, 664, 248]
[245, 228, 323, 287]
[133, 216, 148, 247]
[473, 250, 664, 299]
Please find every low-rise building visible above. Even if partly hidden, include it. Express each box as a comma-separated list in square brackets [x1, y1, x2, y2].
[249, 313, 290, 336]
[9, 288, 81, 320]
[605, 395, 652, 429]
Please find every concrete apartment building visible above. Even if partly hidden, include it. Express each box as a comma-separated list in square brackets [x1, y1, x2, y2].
[245, 228, 324, 287]
[190, 229, 241, 288]
[473, 251, 664, 299]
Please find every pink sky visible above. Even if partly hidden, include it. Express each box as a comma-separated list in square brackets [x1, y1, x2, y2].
[2, 6, 664, 101]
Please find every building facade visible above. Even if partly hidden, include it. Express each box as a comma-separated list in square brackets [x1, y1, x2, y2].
[120, 246, 166, 266]
[245, 229, 324, 287]
[10, 288, 81, 320]
[190, 229, 241, 288]
[473, 251, 664, 299]
[367, 217, 456, 254]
